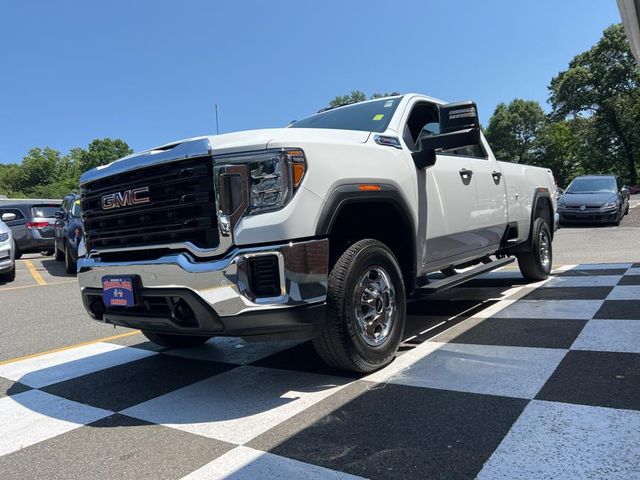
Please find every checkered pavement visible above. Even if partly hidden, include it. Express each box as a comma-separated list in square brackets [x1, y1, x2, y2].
[1, 263, 639, 479]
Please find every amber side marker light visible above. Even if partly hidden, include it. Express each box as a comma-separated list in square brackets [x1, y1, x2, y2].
[292, 163, 306, 187]
[358, 184, 382, 191]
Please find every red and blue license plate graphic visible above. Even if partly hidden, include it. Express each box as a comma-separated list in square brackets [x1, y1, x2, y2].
[102, 276, 136, 307]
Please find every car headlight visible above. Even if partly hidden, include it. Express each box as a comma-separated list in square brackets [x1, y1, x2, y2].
[0, 232, 9, 242]
[219, 148, 307, 215]
[602, 202, 618, 209]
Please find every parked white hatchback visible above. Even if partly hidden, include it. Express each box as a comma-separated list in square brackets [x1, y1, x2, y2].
[0, 218, 16, 282]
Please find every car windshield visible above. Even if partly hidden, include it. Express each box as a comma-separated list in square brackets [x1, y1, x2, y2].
[566, 178, 616, 194]
[31, 204, 61, 218]
[70, 200, 82, 218]
[289, 97, 402, 133]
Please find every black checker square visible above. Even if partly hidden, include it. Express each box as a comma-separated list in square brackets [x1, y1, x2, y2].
[0, 414, 233, 480]
[594, 300, 640, 320]
[249, 381, 528, 480]
[618, 275, 640, 286]
[42, 354, 237, 411]
[536, 350, 640, 411]
[433, 317, 587, 349]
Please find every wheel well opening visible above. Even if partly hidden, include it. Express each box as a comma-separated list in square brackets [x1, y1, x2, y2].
[328, 201, 415, 292]
[535, 196, 553, 239]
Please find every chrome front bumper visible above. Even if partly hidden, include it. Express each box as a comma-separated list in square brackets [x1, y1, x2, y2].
[77, 238, 329, 335]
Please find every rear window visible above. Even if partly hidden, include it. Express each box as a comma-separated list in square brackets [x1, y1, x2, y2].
[31, 205, 61, 218]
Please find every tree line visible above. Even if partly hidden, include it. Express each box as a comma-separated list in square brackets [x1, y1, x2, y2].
[1, 24, 638, 200]
[0, 138, 132, 198]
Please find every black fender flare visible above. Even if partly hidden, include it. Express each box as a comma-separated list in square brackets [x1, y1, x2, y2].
[508, 187, 554, 253]
[315, 183, 417, 290]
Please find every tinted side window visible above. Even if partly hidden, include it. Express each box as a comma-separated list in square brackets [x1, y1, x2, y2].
[443, 144, 487, 159]
[0, 208, 25, 220]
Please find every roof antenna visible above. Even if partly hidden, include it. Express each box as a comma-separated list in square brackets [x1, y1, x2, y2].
[215, 103, 220, 134]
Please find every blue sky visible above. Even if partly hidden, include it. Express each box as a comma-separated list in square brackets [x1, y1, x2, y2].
[0, 0, 623, 163]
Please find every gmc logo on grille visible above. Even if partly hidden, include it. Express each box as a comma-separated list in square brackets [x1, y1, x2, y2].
[101, 187, 151, 210]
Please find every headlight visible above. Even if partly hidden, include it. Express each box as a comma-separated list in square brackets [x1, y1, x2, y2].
[219, 149, 306, 215]
[602, 202, 618, 209]
[0, 232, 9, 242]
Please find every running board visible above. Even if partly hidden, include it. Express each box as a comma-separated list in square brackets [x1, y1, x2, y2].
[417, 257, 515, 294]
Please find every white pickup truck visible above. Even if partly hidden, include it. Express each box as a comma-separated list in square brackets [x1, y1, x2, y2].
[77, 94, 557, 372]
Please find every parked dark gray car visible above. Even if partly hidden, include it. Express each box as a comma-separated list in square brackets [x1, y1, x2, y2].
[54, 193, 83, 274]
[0, 199, 62, 258]
[557, 175, 630, 226]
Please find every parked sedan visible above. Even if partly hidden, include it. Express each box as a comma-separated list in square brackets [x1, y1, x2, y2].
[557, 175, 630, 226]
[0, 199, 62, 258]
[0, 218, 15, 282]
[54, 194, 83, 274]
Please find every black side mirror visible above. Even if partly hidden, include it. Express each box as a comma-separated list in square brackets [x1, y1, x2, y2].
[54, 210, 64, 219]
[412, 101, 481, 169]
[621, 186, 630, 195]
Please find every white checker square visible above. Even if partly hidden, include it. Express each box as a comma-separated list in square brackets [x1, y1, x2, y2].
[489, 299, 603, 320]
[571, 319, 640, 353]
[0, 390, 110, 457]
[366, 341, 566, 399]
[181, 446, 364, 480]
[544, 276, 621, 287]
[574, 263, 632, 270]
[477, 400, 640, 479]
[122, 366, 349, 444]
[606, 285, 640, 300]
[0, 342, 156, 388]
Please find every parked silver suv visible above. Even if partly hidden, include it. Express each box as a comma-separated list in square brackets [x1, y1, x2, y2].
[0, 199, 61, 258]
[0, 218, 15, 282]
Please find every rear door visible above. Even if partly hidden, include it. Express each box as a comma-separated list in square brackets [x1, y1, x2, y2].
[0, 207, 28, 246]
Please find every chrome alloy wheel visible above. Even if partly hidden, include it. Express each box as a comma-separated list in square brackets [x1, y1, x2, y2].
[538, 228, 551, 270]
[354, 267, 396, 347]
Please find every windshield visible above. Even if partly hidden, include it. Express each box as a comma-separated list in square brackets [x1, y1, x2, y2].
[566, 177, 616, 194]
[31, 204, 61, 218]
[70, 200, 82, 218]
[290, 97, 402, 133]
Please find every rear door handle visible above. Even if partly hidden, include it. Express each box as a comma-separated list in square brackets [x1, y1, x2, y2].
[492, 170, 502, 183]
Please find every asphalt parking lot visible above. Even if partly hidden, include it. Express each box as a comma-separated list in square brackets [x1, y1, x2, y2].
[0, 198, 639, 479]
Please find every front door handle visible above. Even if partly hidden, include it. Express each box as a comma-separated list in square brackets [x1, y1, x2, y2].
[492, 171, 502, 178]
[459, 168, 473, 177]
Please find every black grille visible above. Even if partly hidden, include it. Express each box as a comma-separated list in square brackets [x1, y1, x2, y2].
[249, 255, 281, 297]
[81, 157, 218, 252]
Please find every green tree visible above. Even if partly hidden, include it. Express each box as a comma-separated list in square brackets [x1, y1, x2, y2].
[0, 138, 133, 199]
[77, 138, 133, 173]
[549, 23, 640, 184]
[329, 91, 400, 107]
[484, 99, 546, 164]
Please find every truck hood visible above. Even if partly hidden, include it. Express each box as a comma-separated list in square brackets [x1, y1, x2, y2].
[80, 128, 370, 185]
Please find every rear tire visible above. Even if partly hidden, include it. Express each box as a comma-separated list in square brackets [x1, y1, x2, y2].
[312, 239, 406, 373]
[625, 203, 630, 215]
[64, 243, 77, 274]
[55, 242, 64, 261]
[142, 331, 211, 349]
[517, 217, 552, 281]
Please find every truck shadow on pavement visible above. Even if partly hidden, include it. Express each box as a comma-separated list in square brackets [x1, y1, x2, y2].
[39, 258, 76, 278]
[2, 270, 551, 427]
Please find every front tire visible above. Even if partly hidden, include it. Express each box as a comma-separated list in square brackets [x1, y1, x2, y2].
[142, 331, 211, 348]
[312, 239, 406, 373]
[0, 265, 15, 283]
[517, 217, 553, 281]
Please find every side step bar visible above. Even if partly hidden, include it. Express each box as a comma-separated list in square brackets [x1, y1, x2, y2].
[417, 257, 515, 294]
